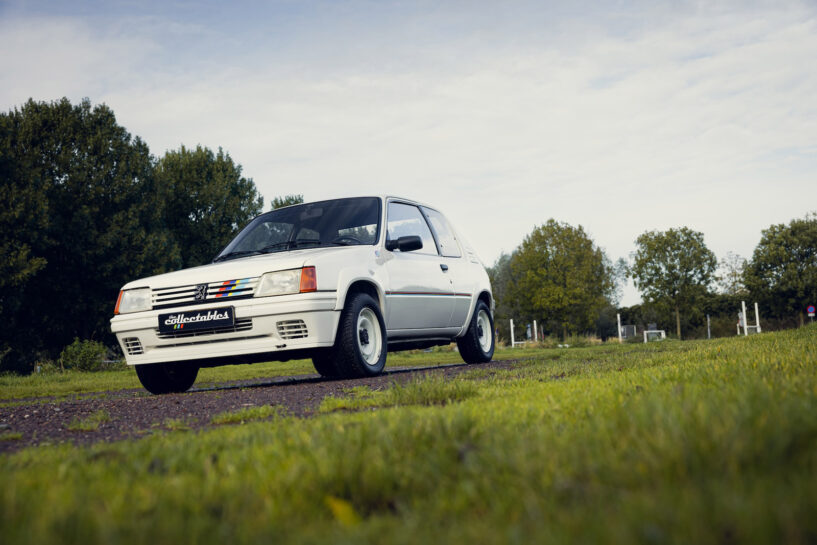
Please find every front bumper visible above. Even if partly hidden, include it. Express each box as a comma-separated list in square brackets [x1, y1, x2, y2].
[110, 292, 339, 366]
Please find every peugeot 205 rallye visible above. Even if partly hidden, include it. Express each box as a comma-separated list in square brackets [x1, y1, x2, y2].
[111, 196, 495, 394]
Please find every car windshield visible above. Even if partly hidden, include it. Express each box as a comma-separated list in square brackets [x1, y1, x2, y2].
[214, 197, 382, 262]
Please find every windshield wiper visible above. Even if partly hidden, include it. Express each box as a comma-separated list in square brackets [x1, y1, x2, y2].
[214, 239, 324, 263]
[259, 239, 322, 254]
[213, 250, 262, 263]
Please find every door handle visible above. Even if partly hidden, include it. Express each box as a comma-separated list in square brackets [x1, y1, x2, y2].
[440, 264, 449, 272]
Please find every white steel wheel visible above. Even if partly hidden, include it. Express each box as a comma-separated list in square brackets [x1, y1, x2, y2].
[357, 307, 383, 366]
[456, 300, 495, 364]
[477, 309, 492, 353]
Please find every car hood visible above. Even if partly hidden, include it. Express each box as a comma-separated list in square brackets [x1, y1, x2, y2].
[121, 246, 363, 290]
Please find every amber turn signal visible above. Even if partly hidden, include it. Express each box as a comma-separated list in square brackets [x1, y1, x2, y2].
[300, 266, 317, 292]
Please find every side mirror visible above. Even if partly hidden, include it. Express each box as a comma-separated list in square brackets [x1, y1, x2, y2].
[386, 235, 423, 252]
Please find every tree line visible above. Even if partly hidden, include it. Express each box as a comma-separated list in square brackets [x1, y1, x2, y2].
[2, 97, 813, 372]
[0, 98, 302, 373]
[489, 215, 817, 343]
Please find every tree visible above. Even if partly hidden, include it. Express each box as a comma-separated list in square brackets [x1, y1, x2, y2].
[505, 220, 617, 339]
[630, 227, 716, 339]
[716, 251, 748, 296]
[271, 194, 304, 210]
[744, 213, 817, 323]
[155, 145, 264, 268]
[0, 98, 178, 371]
[487, 252, 518, 342]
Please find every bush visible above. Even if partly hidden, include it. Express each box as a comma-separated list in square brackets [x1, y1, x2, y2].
[59, 339, 107, 372]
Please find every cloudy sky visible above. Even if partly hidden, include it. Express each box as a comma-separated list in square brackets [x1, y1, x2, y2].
[2, 0, 815, 305]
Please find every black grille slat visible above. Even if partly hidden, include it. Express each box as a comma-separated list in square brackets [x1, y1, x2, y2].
[151, 277, 259, 309]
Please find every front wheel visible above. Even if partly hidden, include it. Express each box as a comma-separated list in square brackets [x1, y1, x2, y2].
[329, 292, 387, 378]
[457, 300, 494, 364]
[135, 362, 199, 395]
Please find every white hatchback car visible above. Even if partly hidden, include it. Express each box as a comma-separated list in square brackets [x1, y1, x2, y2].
[111, 196, 495, 394]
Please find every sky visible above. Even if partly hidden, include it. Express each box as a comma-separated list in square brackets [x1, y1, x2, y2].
[2, 0, 815, 305]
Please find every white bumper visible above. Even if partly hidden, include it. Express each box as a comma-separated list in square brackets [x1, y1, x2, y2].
[110, 292, 340, 366]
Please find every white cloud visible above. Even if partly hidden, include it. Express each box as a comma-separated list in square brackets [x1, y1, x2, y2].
[2, 2, 816, 305]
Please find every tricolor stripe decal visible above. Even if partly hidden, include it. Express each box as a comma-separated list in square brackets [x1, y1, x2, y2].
[386, 291, 471, 297]
[215, 278, 252, 297]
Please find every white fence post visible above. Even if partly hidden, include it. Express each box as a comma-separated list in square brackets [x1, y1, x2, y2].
[510, 319, 515, 347]
[533, 320, 537, 343]
[741, 301, 748, 336]
[755, 302, 761, 333]
[617, 313, 622, 343]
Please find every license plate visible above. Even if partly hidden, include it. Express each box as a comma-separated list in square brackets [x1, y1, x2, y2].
[158, 307, 235, 333]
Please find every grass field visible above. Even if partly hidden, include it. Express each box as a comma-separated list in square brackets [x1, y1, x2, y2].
[0, 347, 526, 402]
[2, 326, 816, 544]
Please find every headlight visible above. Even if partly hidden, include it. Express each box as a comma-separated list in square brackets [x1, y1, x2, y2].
[115, 288, 151, 314]
[255, 267, 317, 297]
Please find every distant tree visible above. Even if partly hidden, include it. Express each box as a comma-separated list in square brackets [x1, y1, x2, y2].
[0, 98, 178, 372]
[716, 251, 748, 296]
[630, 227, 717, 339]
[744, 213, 817, 323]
[487, 252, 517, 342]
[156, 145, 264, 268]
[271, 194, 304, 210]
[505, 220, 617, 339]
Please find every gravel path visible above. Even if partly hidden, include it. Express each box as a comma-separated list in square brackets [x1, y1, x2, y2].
[0, 359, 519, 453]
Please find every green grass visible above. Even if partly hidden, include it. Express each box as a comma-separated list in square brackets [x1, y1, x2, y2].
[320, 376, 480, 413]
[65, 410, 110, 432]
[2, 327, 817, 544]
[211, 404, 281, 425]
[161, 418, 191, 432]
[0, 347, 537, 402]
[0, 432, 22, 442]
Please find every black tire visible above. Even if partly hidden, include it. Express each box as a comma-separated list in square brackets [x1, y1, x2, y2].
[311, 349, 341, 378]
[135, 362, 199, 395]
[329, 292, 387, 378]
[457, 300, 495, 364]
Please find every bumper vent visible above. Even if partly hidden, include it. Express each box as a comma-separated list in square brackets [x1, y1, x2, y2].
[156, 318, 253, 339]
[277, 319, 308, 339]
[123, 337, 144, 355]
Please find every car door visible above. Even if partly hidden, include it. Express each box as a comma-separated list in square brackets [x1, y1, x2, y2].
[384, 201, 454, 330]
[421, 206, 473, 328]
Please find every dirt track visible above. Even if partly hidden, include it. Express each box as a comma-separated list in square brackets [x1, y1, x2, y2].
[0, 359, 519, 453]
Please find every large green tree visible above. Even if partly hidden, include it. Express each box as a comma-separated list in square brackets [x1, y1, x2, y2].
[0, 98, 178, 371]
[505, 220, 617, 339]
[630, 227, 716, 339]
[155, 145, 264, 268]
[744, 213, 817, 323]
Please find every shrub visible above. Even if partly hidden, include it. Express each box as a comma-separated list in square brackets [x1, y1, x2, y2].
[59, 339, 107, 372]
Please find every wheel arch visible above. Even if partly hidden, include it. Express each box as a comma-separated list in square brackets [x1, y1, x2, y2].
[338, 279, 385, 312]
[477, 290, 493, 314]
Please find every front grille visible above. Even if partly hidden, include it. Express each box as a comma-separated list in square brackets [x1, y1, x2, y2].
[152, 277, 259, 309]
[277, 319, 308, 339]
[156, 318, 253, 339]
[123, 337, 144, 355]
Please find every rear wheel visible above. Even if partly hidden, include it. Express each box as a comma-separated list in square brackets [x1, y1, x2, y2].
[329, 292, 387, 378]
[457, 300, 494, 364]
[135, 362, 199, 394]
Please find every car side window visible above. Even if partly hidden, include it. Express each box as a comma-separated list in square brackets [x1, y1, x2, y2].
[422, 207, 462, 258]
[386, 202, 438, 255]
